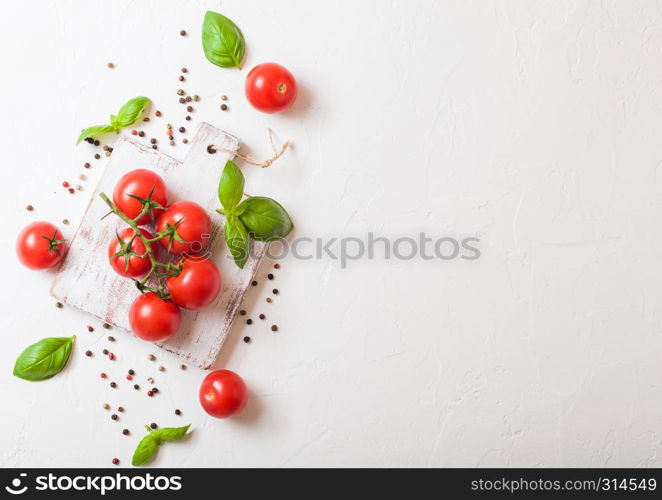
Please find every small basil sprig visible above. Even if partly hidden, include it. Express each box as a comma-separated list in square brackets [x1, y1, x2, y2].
[132, 424, 191, 466]
[13, 335, 75, 381]
[202, 11, 245, 68]
[217, 161, 294, 268]
[76, 96, 150, 145]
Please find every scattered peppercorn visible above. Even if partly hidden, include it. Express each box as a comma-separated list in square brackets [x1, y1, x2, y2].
[110, 382, 117, 388]
[84, 162, 91, 168]
[183, 138, 188, 144]
[179, 75, 185, 82]
[62, 181, 70, 188]
[185, 115, 191, 121]
[259, 314, 265, 320]
[266, 297, 272, 303]
[274, 263, 281, 269]
[158, 366, 165, 372]
[155, 110, 162, 117]
[108, 336, 115, 342]
[111, 414, 118, 421]
[143, 117, 150, 122]
[186, 96, 192, 102]
[55, 302, 63, 308]
[107, 62, 114, 69]
[273, 289, 279, 295]
[118, 406, 124, 413]
[122, 429, 130, 436]
[150, 138, 157, 144]
[128, 369, 135, 375]
[175, 409, 182, 415]
[243, 336, 251, 343]
[103, 403, 110, 410]
[103, 349, 109, 355]
[177, 89, 184, 96]
[186, 105, 193, 112]
[252, 281, 257, 286]
[193, 94, 199, 101]
[147, 377, 154, 384]
[131, 130, 137, 135]
[94, 140, 100, 146]
[147, 391, 154, 397]
[271, 325, 279, 332]
[207, 145, 216, 154]
[85, 350, 93, 357]
[134, 384, 140, 390]
[246, 319, 253, 325]
[87, 325, 94, 332]
[100, 373, 107, 379]
[126, 375, 133, 381]
[26, 204, 33, 211]
[179, 97, 186, 104]
[112, 458, 119, 465]
[152, 387, 159, 394]
[62, 218, 69, 225]
[179, 127, 185, 133]
[68, 188, 75, 194]
[138, 131, 145, 137]
[220, 104, 228, 111]
[240, 309, 246, 316]
[148, 354, 156, 361]
[180, 364, 186, 370]
[103, 323, 111, 329]
[76, 184, 83, 190]
[150, 423, 158, 429]
[268, 273, 274, 280]
[221, 95, 228, 101]
[180, 30, 187, 36]
[169, 140, 175, 146]
[152, 145, 158, 150]
[94, 154, 100, 160]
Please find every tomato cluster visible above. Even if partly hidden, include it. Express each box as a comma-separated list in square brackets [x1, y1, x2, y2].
[107, 169, 222, 343]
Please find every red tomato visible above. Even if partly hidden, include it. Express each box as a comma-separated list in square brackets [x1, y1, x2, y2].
[155, 201, 211, 256]
[128, 292, 181, 342]
[245, 63, 298, 113]
[167, 258, 221, 310]
[16, 221, 67, 270]
[113, 169, 168, 225]
[199, 370, 248, 418]
[108, 227, 157, 278]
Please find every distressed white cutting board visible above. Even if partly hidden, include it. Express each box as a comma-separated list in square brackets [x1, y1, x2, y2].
[51, 123, 266, 369]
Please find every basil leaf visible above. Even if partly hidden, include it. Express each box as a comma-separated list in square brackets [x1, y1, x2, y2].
[114, 96, 150, 129]
[202, 11, 245, 68]
[13, 335, 75, 381]
[225, 215, 250, 269]
[218, 161, 244, 211]
[76, 124, 114, 145]
[132, 434, 159, 466]
[237, 197, 294, 241]
[153, 424, 191, 442]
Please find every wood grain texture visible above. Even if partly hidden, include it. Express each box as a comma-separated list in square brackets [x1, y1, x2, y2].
[51, 123, 266, 369]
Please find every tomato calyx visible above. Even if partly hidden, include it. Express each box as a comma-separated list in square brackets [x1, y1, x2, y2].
[126, 186, 166, 225]
[41, 230, 67, 257]
[159, 218, 189, 253]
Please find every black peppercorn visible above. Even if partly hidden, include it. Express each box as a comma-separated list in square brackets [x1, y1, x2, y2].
[111, 414, 118, 420]
[122, 429, 130, 435]
[186, 105, 193, 112]
[243, 336, 251, 343]
[181, 67, 188, 73]
[252, 281, 257, 286]
[134, 384, 140, 390]
[259, 314, 265, 320]
[268, 273, 274, 280]
[179, 127, 185, 133]
[150, 422, 158, 429]
[185, 115, 191, 121]
[84, 162, 91, 168]
[138, 131, 145, 137]
[94, 154, 100, 159]
[150, 138, 157, 144]
[85, 350, 93, 357]
[246, 319, 253, 325]
[94, 140, 100, 146]
[103, 349, 109, 355]
[271, 325, 279, 332]
[272, 289, 279, 294]
[180, 30, 186, 36]
[179, 75, 185, 82]
[110, 382, 117, 388]
[175, 409, 182, 415]
[207, 145, 216, 154]
[240, 310, 246, 316]
[128, 369, 135, 375]
[179, 97, 186, 104]
[118, 406, 124, 412]
[220, 104, 228, 111]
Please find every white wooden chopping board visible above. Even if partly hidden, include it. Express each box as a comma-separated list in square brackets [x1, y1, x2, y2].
[51, 123, 266, 369]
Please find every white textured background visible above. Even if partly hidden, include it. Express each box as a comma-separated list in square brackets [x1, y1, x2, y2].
[1, 0, 662, 467]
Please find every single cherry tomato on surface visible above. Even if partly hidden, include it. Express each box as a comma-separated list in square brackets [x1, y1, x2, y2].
[108, 227, 157, 278]
[199, 369, 248, 418]
[16, 221, 67, 270]
[128, 292, 181, 342]
[167, 258, 221, 310]
[245, 62, 298, 114]
[113, 169, 168, 225]
[155, 201, 211, 256]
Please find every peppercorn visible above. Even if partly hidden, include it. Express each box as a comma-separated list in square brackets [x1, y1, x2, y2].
[84, 162, 91, 168]
[179, 97, 186, 104]
[150, 423, 158, 429]
[186, 106, 193, 112]
[180, 364, 186, 370]
[112, 458, 119, 465]
[122, 429, 130, 435]
[103, 349, 109, 355]
[85, 350, 93, 357]
[111, 414, 118, 421]
[118, 406, 124, 412]
[138, 131, 145, 137]
[207, 145, 216, 154]
[126, 375, 133, 381]
[107, 62, 114, 69]
[259, 314, 265, 320]
[62, 218, 69, 225]
[143, 117, 150, 122]
[147, 391, 154, 397]
[272, 289, 279, 295]
[179, 127, 185, 133]
[103, 323, 111, 329]
[252, 281, 257, 286]
[152, 387, 159, 394]
[266, 297, 272, 303]
[131, 130, 137, 135]
[268, 273, 274, 280]
[185, 115, 191, 121]
[221, 95, 228, 101]
[87, 325, 94, 332]
[152, 145, 158, 150]
[246, 319, 253, 325]
[240, 309, 246, 316]
[183, 138, 188, 144]
[243, 336, 251, 343]
[220, 104, 228, 111]
[26, 204, 34, 211]
[169, 140, 175, 146]
[128, 369, 135, 375]
[79, 174, 87, 180]
[271, 325, 279, 332]
[147, 377, 154, 384]
[177, 89, 184, 96]
[134, 384, 140, 390]
[110, 382, 117, 388]
[175, 409, 182, 415]
[94, 140, 100, 146]
[68, 188, 75, 194]
[179, 75, 185, 82]
[158, 366, 165, 372]
[186, 96, 192, 102]
[102, 403, 110, 410]
[55, 302, 63, 308]
[85, 138, 93, 144]
[193, 94, 199, 101]
[274, 263, 281, 269]
[155, 110, 162, 117]
[180, 30, 187, 36]
[150, 138, 157, 144]
[108, 336, 115, 342]
[148, 354, 156, 361]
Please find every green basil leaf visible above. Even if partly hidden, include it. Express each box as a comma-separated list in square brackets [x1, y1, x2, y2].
[13, 335, 75, 381]
[76, 124, 114, 145]
[132, 434, 160, 466]
[153, 424, 191, 442]
[218, 161, 244, 211]
[202, 11, 245, 68]
[225, 215, 250, 269]
[237, 197, 294, 241]
[114, 96, 150, 128]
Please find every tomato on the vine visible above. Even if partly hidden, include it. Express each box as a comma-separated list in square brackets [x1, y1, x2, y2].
[167, 258, 221, 310]
[113, 169, 168, 225]
[155, 201, 211, 256]
[199, 370, 248, 418]
[129, 292, 181, 342]
[108, 227, 156, 278]
[245, 62, 298, 113]
[16, 221, 67, 270]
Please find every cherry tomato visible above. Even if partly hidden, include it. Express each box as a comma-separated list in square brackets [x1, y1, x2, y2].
[113, 169, 168, 225]
[155, 201, 211, 256]
[108, 227, 157, 278]
[199, 370, 248, 418]
[245, 62, 298, 113]
[16, 221, 67, 270]
[167, 258, 221, 310]
[128, 292, 181, 342]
